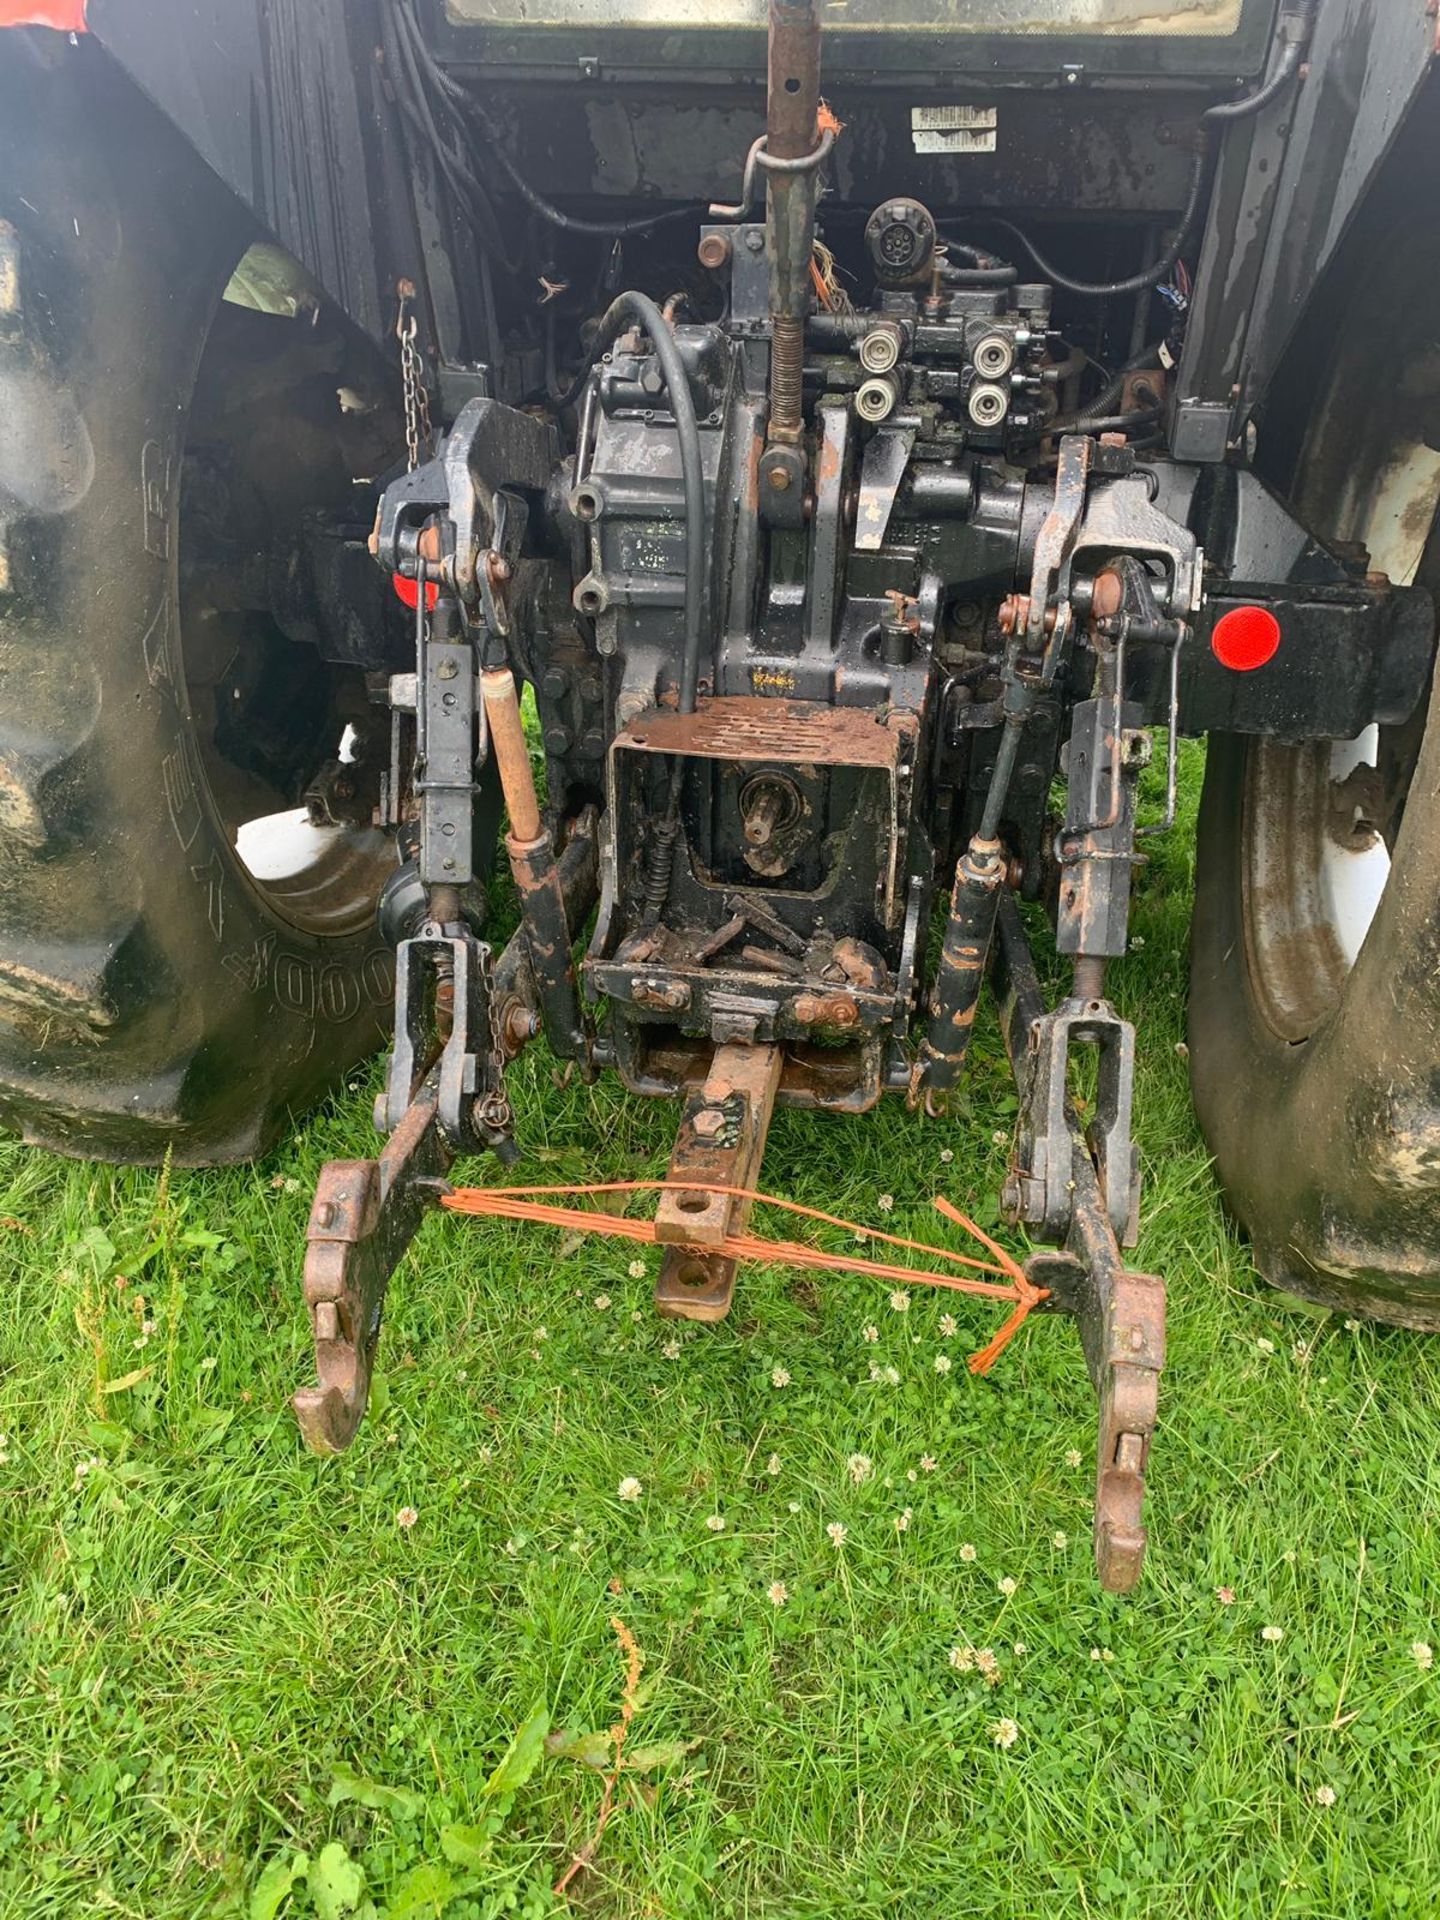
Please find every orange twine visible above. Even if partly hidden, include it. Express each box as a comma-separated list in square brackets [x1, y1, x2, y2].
[440, 1180, 1047, 1375]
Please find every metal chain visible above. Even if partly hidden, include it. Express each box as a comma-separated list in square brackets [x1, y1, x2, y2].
[396, 283, 433, 472]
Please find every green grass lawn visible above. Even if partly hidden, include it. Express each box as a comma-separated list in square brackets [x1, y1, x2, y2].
[4, 754, 1440, 1920]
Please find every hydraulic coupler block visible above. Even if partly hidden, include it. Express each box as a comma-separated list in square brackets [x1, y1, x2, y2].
[917, 835, 1007, 1108]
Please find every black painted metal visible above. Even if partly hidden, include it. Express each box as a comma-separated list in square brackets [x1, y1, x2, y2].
[85, 0, 415, 344]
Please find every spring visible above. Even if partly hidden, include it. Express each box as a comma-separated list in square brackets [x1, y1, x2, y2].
[770, 314, 805, 437]
[640, 793, 681, 925]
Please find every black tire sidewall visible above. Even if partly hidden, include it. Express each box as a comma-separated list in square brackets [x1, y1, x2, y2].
[0, 44, 391, 1161]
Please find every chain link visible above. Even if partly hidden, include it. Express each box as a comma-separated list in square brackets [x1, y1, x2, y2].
[396, 286, 433, 473]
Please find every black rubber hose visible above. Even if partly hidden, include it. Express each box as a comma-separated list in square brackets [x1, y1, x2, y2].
[950, 37, 1304, 303]
[561, 292, 706, 714]
[383, 2, 516, 269]
[975, 144, 1209, 303]
[1062, 407, 1163, 438]
[391, 0, 699, 241]
[1202, 34, 1306, 122]
[938, 262, 1019, 289]
[466, 100, 701, 239]
[1080, 343, 1163, 421]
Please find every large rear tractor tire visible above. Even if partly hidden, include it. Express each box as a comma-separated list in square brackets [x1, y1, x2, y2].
[0, 39, 403, 1163]
[1189, 677, 1440, 1327]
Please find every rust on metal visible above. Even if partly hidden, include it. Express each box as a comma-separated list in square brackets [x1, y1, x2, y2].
[293, 1083, 449, 1456]
[654, 1041, 783, 1321]
[481, 667, 542, 842]
[764, 0, 822, 444]
[615, 695, 915, 770]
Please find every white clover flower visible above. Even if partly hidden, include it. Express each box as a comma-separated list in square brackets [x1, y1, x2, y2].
[940, 1148, 954, 1164]
[939, 1314, 958, 1339]
[771, 1366, 791, 1388]
[895, 1508, 912, 1533]
[395, 1506, 418, 1529]
[767, 1581, 789, 1608]
[959, 1542, 977, 1562]
[989, 1717, 1019, 1749]
[889, 1290, 911, 1313]
[628, 1260, 646, 1279]
[1412, 1641, 1434, 1671]
[920, 1454, 937, 1474]
[705, 1514, 725, 1532]
[876, 1194, 895, 1213]
[934, 1355, 952, 1375]
[1261, 1624, 1284, 1644]
[1315, 1785, 1337, 1808]
[1052, 1531, 1068, 1550]
[766, 1452, 782, 1475]
[949, 1645, 975, 1672]
[617, 1476, 643, 1502]
[662, 1338, 681, 1359]
[997, 1575, 1017, 1597]
[847, 1453, 873, 1486]
[1065, 1448, 1083, 1468]
[862, 1324, 879, 1344]
[826, 1522, 847, 1547]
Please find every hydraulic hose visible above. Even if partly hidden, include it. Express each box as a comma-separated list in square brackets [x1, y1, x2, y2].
[390, 0, 698, 241]
[1080, 344, 1163, 421]
[558, 292, 707, 928]
[558, 291, 705, 715]
[951, 34, 1305, 302]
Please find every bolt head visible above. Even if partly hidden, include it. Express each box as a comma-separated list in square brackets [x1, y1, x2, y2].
[767, 464, 792, 491]
[692, 1106, 726, 1139]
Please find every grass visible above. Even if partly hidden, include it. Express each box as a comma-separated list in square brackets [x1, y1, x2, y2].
[3, 749, 1440, 1920]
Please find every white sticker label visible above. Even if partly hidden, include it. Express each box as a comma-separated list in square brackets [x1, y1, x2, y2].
[911, 104, 998, 154]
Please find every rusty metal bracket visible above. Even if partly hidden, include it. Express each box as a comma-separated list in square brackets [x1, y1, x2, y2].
[992, 893, 1165, 1594]
[293, 1081, 450, 1456]
[654, 1041, 783, 1321]
[293, 814, 601, 1458]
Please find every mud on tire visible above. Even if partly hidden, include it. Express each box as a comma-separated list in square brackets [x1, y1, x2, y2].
[0, 39, 398, 1163]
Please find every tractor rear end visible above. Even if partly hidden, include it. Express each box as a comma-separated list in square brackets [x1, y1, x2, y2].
[2, 0, 1439, 1594]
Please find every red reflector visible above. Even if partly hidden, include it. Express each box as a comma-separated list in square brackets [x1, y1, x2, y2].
[1211, 604, 1280, 672]
[0, 2, 87, 27]
[393, 574, 438, 611]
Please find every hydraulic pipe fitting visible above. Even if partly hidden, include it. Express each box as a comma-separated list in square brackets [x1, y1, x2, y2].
[855, 373, 901, 423]
[858, 320, 905, 374]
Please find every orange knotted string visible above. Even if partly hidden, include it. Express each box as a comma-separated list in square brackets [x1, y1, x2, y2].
[439, 1179, 1047, 1374]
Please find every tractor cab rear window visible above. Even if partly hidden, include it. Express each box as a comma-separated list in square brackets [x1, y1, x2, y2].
[447, 0, 1244, 36]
